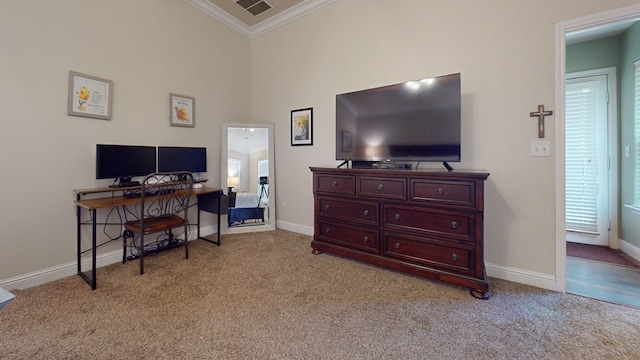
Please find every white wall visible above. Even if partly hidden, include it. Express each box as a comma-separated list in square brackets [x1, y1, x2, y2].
[251, 0, 640, 286]
[0, 0, 251, 283]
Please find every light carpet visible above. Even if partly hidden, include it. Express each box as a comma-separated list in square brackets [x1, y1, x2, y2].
[1, 230, 639, 359]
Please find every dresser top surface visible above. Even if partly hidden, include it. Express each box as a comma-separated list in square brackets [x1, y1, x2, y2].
[310, 166, 489, 180]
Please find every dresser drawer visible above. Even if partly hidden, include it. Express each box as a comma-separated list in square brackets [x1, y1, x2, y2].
[410, 179, 475, 207]
[358, 176, 407, 200]
[383, 205, 475, 241]
[383, 232, 473, 273]
[316, 219, 379, 253]
[317, 196, 379, 226]
[316, 174, 355, 195]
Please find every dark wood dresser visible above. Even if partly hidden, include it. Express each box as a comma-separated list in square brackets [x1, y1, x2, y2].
[310, 166, 490, 299]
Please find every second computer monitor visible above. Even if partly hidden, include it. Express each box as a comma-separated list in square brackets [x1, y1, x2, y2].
[157, 146, 207, 173]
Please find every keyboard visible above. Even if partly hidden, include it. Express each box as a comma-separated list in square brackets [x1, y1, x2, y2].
[123, 188, 176, 198]
[123, 191, 144, 198]
[109, 181, 140, 189]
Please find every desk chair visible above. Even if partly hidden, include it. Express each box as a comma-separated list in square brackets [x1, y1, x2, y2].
[122, 172, 194, 274]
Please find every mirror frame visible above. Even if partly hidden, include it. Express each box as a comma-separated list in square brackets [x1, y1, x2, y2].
[221, 122, 276, 234]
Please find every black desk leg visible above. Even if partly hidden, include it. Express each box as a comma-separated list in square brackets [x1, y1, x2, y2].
[197, 191, 222, 246]
[91, 209, 97, 289]
[76, 200, 81, 276]
[78, 209, 97, 290]
[217, 192, 221, 245]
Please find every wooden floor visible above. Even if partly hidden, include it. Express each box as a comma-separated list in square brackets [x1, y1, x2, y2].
[567, 256, 640, 308]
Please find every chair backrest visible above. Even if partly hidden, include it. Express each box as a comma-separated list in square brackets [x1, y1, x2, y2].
[139, 172, 194, 220]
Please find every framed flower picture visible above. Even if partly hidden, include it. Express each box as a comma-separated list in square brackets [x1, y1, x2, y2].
[67, 71, 113, 120]
[170, 93, 195, 128]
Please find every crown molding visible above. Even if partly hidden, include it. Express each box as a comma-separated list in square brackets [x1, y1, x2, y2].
[251, 0, 336, 38]
[185, 0, 336, 38]
[185, 0, 252, 37]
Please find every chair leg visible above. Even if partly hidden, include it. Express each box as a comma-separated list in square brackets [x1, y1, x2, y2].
[139, 233, 144, 275]
[122, 230, 133, 264]
[184, 224, 189, 259]
[122, 231, 127, 264]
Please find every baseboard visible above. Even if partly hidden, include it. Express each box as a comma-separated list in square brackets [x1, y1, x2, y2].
[275, 224, 557, 290]
[0, 250, 123, 291]
[621, 239, 640, 263]
[0, 222, 559, 292]
[276, 220, 313, 236]
[485, 262, 556, 291]
[0, 226, 218, 291]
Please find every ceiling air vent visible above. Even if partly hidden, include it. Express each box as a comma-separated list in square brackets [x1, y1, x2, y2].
[235, 0, 272, 16]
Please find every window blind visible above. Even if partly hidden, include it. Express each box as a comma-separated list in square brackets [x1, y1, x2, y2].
[565, 80, 599, 233]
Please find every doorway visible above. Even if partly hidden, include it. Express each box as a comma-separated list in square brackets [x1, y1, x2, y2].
[557, 4, 640, 302]
[556, 5, 640, 292]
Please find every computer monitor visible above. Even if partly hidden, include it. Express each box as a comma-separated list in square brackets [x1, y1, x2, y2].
[96, 144, 157, 187]
[157, 146, 207, 173]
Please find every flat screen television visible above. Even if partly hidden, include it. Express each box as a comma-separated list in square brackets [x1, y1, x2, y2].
[157, 146, 207, 173]
[335, 72, 461, 168]
[96, 144, 157, 187]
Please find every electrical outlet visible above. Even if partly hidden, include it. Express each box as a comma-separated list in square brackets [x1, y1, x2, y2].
[281, 201, 286, 210]
[625, 145, 630, 157]
[531, 141, 551, 157]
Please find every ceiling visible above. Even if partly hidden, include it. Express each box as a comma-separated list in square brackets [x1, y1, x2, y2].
[206, 0, 304, 27]
[228, 127, 269, 152]
[186, 0, 335, 38]
[188, 1, 640, 42]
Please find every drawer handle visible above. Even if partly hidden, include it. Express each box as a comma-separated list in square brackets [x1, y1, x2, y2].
[436, 188, 444, 195]
[451, 253, 458, 261]
[325, 228, 330, 234]
[394, 242, 400, 249]
[363, 236, 369, 243]
[324, 204, 330, 210]
[395, 214, 401, 221]
[332, 181, 338, 186]
[450, 221, 458, 229]
[377, 184, 384, 190]
[363, 209, 369, 216]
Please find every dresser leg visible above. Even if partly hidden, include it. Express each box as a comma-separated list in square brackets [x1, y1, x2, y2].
[470, 288, 490, 300]
[312, 248, 323, 255]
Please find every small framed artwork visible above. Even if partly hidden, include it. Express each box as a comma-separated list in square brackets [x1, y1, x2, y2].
[291, 107, 313, 146]
[170, 93, 195, 128]
[67, 71, 113, 120]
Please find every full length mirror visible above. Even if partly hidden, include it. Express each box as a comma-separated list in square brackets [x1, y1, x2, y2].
[221, 122, 275, 234]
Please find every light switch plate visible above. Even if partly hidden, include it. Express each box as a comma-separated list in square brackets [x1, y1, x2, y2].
[531, 141, 551, 157]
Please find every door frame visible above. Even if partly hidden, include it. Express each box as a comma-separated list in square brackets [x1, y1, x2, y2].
[565, 67, 618, 247]
[555, 3, 640, 292]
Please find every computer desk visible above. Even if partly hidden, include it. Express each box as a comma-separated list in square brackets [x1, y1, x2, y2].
[74, 183, 223, 290]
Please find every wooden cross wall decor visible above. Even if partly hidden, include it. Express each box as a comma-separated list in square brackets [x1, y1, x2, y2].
[529, 104, 553, 138]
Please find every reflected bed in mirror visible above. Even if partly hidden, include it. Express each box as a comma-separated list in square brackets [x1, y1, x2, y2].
[221, 123, 275, 234]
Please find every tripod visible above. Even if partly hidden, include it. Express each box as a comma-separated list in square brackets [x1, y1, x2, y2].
[258, 176, 269, 203]
[258, 183, 268, 202]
